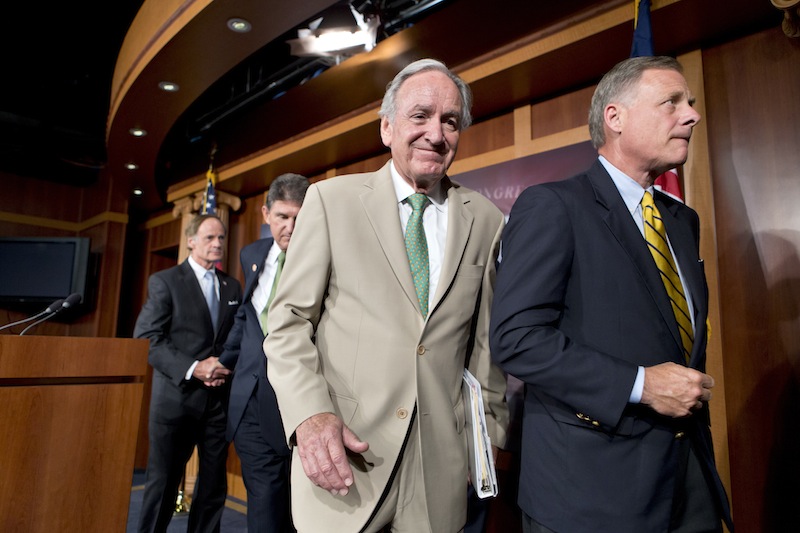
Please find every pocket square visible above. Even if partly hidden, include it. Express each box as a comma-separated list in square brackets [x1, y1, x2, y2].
[227, 300, 239, 305]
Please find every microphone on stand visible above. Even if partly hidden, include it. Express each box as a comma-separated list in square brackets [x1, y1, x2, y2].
[18, 293, 83, 336]
[0, 297, 66, 332]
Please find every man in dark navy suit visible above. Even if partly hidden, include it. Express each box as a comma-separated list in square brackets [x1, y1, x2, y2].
[134, 214, 242, 533]
[217, 173, 309, 532]
[490, 56, 733, 532]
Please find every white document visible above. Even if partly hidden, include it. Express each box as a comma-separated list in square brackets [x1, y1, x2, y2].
[462, 368, 498, 499]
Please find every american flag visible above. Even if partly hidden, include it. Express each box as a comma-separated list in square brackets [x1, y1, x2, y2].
[202, 166, 217, 215]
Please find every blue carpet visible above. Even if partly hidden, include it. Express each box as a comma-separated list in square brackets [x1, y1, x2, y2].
[127, 470, 248, 532]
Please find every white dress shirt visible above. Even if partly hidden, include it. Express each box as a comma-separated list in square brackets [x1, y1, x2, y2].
[251, 241, 283, 316]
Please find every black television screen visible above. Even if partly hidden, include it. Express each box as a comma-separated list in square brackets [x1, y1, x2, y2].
[0, 237, 91, 305]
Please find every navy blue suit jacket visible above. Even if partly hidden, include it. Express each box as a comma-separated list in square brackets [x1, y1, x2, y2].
[219, 238, 288, 455]
[490, 160, 732, 532]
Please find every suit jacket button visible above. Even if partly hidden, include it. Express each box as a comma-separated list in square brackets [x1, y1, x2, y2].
[396, 408, 409, 419]
[417, 345, 426, 356]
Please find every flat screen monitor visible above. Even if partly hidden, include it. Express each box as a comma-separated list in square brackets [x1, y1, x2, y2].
[0, 236, 91, 305]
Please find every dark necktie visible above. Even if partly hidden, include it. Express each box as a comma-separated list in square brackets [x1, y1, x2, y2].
[641, 191, 694, 362]
[203, 270, 219, 330]
[405, 193, 430, 318]
[260, 250, 286, 335]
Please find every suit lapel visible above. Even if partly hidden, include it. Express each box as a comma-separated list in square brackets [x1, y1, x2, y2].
[587, 164, 684, 358]
[360, 164, 420, 314]
[431, 180, 472, 314]
[179, 260, 214, 332]
[243, 238, 273, 303]
[657, 196, 708, 364]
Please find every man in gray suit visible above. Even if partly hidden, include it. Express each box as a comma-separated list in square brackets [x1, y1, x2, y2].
[134, 214, 242, 533]
[264, 59, 509, 533]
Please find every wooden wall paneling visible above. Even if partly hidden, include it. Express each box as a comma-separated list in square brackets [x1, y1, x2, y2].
[529, 86, 595, 140]
[703, 27, 800, 532]
[0, 172, 82, 222]
[458, 112, 515, 159]
[677, 49, 733, 508]
[336, 153, 391, 176]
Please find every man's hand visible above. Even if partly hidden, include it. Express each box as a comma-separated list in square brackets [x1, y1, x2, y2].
[641, 362, 714, 418]
[295, 412, 369, 496]
[194, 357, 231, 386]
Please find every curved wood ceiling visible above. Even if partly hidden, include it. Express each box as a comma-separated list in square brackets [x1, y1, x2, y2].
[107, 0, 778, 214]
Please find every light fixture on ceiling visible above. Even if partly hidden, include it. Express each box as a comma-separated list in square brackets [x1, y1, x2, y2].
[287, 4, 379, 63]
[227, 17, 252, 33]
[132, 188, 144, 196]
[158, 81, 180, 92]
[129, 127, 147, 137]
[125, 162, 139, 170]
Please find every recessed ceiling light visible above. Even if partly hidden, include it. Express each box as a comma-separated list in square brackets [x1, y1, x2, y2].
[158, 81, 180, 92]
[129, 128, 147, 137]
[227, 18, 252, 33]
[125, 162, 139, 170]
[132, 188, 144, 196]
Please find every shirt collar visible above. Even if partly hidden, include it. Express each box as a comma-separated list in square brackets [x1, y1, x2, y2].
[266, 241, 282, 264]
[187, 255, 214, 281]
[389, 160, 447, 210]
[598, 156, 653, 214]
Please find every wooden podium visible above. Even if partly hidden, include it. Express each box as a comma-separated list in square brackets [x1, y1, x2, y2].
[0, 335, 149, 532]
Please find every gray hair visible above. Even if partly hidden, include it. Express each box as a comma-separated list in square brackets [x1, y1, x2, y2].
[185, 213, 224, 238]
[378, 58, 473, 130]
[266, 173, 309, 208]
[589, 56, 684, 149]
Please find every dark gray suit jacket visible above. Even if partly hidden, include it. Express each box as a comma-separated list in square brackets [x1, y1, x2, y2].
[134, 260, 241, 420]
[490, 160, 732, 532]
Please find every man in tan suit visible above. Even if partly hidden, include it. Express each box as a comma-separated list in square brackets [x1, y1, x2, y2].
[263, 59, 509, 532]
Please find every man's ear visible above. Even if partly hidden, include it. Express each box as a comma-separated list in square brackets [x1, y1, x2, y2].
[379, 116, 392, 148]
[261, 204, 269, 224]
[604, 103, 624, 135]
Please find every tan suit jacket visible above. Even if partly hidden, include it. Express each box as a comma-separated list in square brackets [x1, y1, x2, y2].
[265, 161, 509, 532]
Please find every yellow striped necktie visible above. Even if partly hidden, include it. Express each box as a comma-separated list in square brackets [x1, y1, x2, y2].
[405, 193, 430, 318]
[641, 191, 694, 363]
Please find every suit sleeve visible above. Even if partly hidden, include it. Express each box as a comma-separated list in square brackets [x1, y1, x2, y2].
[219, 302, 245, 369]
[467, 213, 509, 449]
[134, 272, 198, 385]
[219, 248, 248, 369]
[489, 185, 636, 428]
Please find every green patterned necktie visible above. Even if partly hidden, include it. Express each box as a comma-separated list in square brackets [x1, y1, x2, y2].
[641, 191, 694, 363]
[405, 193, 430, 318]
[260, 250, 285, 335]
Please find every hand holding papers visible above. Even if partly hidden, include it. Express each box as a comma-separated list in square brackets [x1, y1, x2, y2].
[462, 368, 498, 499]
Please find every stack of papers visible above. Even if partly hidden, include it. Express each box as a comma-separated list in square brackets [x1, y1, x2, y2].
[462, 368, 498, 499]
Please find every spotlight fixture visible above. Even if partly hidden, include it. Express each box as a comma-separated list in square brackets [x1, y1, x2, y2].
[125, 162, 139, 170]
[129, 128, 147, 137]
[132, 188, 144, 196]
[158, 81, 180, 92]
[227, 17, 252, 33]
[287, 4, 378, 61]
